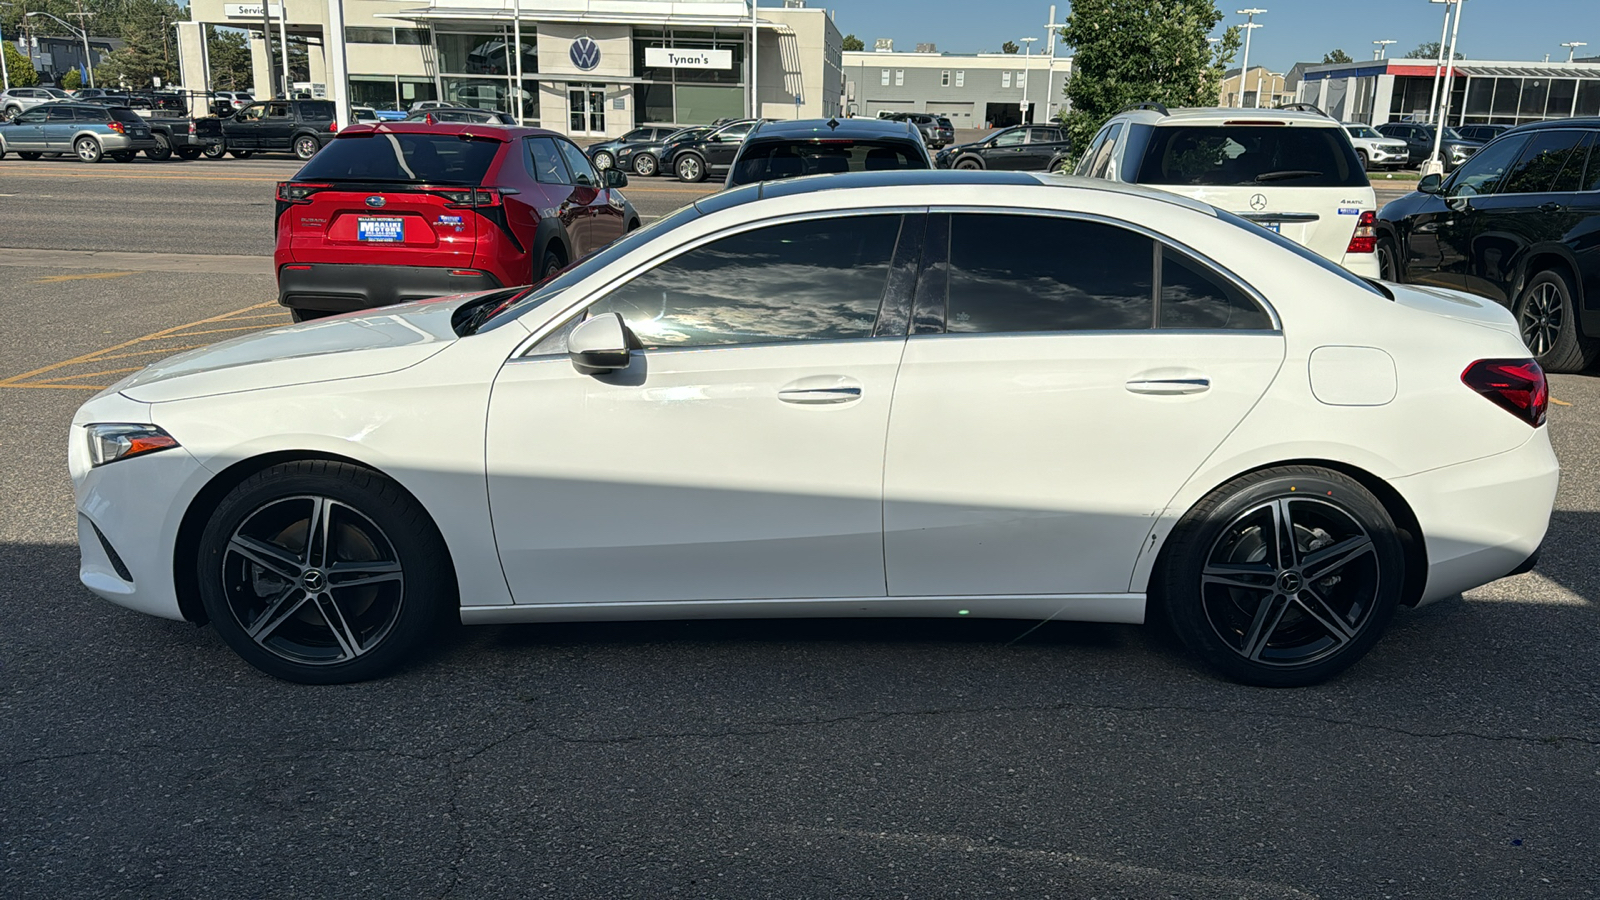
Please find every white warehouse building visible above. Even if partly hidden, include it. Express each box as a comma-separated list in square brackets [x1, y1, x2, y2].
[175, 0, 843, 139]
[842, 49, 1072, 128]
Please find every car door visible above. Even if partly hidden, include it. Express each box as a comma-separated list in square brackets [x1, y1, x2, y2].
[1022, 128, 1060, 170]
[523, 136, 585, 253]
[227, 102, 265, 148]
[7, 108, 48, 151]
[1404, 133, 1532, 290]
[43, 105, 79, 152]
[982, 127, 1029, 169]
[705, 121, 754, 173]
[554, 137, 624, 252]
[1460, 129, 1593, 303]
[883, 211, 1284, 598]
[485, 212, 918, 605]
[261, 101, 295, 150]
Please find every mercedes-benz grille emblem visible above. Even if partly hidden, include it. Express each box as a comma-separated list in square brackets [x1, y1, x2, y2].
[365, 196, 386, 208]
[570, 36, 602, 72]
[1250, 193, 1268, 211]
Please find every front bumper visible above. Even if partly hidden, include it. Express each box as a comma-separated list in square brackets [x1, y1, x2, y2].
[278, 262, 503, 313]
[1392, 429, 1559, 605]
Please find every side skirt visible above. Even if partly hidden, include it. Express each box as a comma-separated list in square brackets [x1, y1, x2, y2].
[460, 594, 1146, 626]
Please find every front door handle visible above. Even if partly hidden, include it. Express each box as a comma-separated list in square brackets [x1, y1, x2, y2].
[1539, 202, 1565, 213]
[778, 375, 863, 404]
[1126, 378, 1210, 395]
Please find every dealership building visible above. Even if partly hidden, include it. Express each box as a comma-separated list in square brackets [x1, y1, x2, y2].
[1296, 58, 1600, 127]
[841, 48, 1072, 128]
[175, 0, 843, 138]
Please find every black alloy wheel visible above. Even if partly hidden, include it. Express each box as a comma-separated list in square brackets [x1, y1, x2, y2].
[197, 461, 454, 683]
[1356, 149, 1369, 170]
[175, 147, 202, 161]
[1376, 237, 1401, 282]
[230, 149, 254, 159]
[294, 135, 319, 160]
[1515, 269, 1599, 373]
[541, 250, 563, 280]
[1159, 466, 1404, 687]
[146, 133, 173, 160]
[202, 142, 227, 159]
[633, 154, 658, 177]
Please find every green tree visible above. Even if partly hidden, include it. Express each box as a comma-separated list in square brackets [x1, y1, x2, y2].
[96, 0, 183, 87]
[841, 33, 864, 52]
[1323, 48, 1353, 64]
[1002, 40, 1019, 54]
[60, 66, 82, 89]
[1404, 41, 1465, 60]
[206, 25, 253, 93]
[3, 41, 39, 87]
[1060, 0, 1241, 149]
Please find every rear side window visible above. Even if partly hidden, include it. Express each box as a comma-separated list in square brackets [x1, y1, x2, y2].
[583, 215, 903, 349]
[45, 106, 75, 121]
[1160, 248, 1271, 329]
[299, 101, 335, 120]
[1087, 123, 1123, 177]
[1139, 125, 1368, 187]
[1501, 130, 1590, 194]
[729, 140, 925, 185]
[108, 108, 142, 124]
[945, 214, 1153, 333]
[294, 132, 503, 184]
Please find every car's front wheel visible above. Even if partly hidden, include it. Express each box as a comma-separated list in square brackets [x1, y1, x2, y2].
[676, 153, 705, 182]
[197, 461, 455, 684]
[1515, 268, 1598, 373]
[954, 157, 982, 170]
[294, 135, 319, 160]
[1376, 236, 1401, 282]
[633, 154, 658, 176]
[1355, 150, 1369, 170]
[1158, 466, 1404, 687]
[592, 150, 614, 170]
[202, 142, 227, 159]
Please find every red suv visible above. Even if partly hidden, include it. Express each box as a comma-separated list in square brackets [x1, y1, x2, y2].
[274, 122, 639, 320]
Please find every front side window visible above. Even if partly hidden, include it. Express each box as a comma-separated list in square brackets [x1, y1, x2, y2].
[583, 216, 903, 349]
[15, 109, 45, 124]
[237, 104, 266, 122]
[527, 136, 573, 185]
[1446, 133, 1531, 197]
[992, 128, 1026, 147]
[945, 214, 1154, 333]
[1500, 130, 1590, 194]
[556, 139, 598, 187]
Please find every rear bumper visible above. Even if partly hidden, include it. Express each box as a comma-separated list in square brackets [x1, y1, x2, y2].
[1339, 252, 1381, 278]
[102, 134, 158, 151]
[277, 262, 503, 313]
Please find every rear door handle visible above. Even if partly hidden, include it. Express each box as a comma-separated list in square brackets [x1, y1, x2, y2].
[778, 375, 864, 405]
[1126, 378, 1210, 395]
[1539, 202, 1565, 213]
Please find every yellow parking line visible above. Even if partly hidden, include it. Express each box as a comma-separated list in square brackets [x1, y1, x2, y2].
[1551, 398, 1572, 406]
[31, 271, 137, 284]
[45, 366, 144, 381]
[92, 344, 212, 362]
[167, 323, 283, 338]
[0, 383, 107, 390]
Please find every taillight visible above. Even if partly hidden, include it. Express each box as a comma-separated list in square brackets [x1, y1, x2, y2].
[276, 182, 331, 203]
[429, 187, 505, 208]
[1346, 211, 1377, 254]
[1462, 359, 1548, 427]
[328, 120, 338, 132]
[106, 121, 125, 134]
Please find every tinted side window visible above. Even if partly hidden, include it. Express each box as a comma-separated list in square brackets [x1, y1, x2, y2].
[1550, 132, 1595, 193]
[527, 137, 572, 185]
[45, 106, 75, 121]
[1160, 248, 1271, 330]
[946, 214, 1153, 333]
[1088, 123, 1124, 177]
[78, 107, 111, 122]
[299, 101, 335, 120]
[556, 139, 598, 187]
[1587, 134, 1600, 191]
[266, 102, 291, 118]
[1447, 134, 1531, 197]
[107, 108, 142, 124]
[1073, 126, 1111, 176]
[1502, 130, 1590, 194]
[584, 216, 903, 349]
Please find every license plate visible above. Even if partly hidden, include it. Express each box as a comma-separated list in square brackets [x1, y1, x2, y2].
[358, 217, 405, 242]
[1264, 222, 1282, 234]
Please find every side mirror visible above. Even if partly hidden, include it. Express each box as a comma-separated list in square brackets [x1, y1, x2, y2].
[1418, 173, 1444, 195]
[604, 168, 628, 188]
[568, 312, 639, 375]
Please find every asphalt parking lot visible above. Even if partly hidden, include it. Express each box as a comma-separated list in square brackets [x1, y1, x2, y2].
[2, 157, 1598, 899]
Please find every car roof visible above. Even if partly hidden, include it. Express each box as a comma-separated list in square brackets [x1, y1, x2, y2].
[1500, 117, 1600, 136]
[748, 118, 920, 141]
[693, 170, 1218, 216]
[336, 121, 556, 142]
[1118, 107, 1342, 127]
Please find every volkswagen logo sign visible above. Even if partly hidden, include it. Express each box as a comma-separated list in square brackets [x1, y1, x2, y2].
[570, 36, 602, 72]
[1249, 193, 1268, 211]
[365, 196, 386, 208]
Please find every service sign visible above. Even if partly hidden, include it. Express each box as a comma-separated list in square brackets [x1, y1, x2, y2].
[644, 47, 734, 70]
[224, 4, 284, 19]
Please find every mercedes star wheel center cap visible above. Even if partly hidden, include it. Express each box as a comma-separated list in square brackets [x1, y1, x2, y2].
[302, 570, 327, 592]
[1278, 571, 1304, 594]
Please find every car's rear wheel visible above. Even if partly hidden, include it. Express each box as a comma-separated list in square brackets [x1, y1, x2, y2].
[202, 142, 227, 159]
[954, 157, 982, 170]
[1, 105, 20, 121]
[1376, 236, 1401, 282]
[540, 250, 563, 280]
[109, 150, 137, 163]
[676, 154, 705, 182]
[1051, 157, 1073, 174]
[1158, 466, 1404, 687]
[175, 147, 202, 161]
[1355, 149, 1369, 170]
[196, 461, 455, 684]
[146, 133, 173, 161]
[1515, 268, 1598, 373]
[592, 150, 614, 170]
[633, 154, 657, 176]
[74, 137, 103, 163]
[18, 151, 41, 160]
[230, 149, 254, 159]
[294, 135, 319, 160]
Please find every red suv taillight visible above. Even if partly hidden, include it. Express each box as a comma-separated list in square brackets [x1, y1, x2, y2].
[1462, 359, 1548, 427]
[276, 182, 331, 203]
[1346, 211, 1377, 254]
[428, 187, 508, 208]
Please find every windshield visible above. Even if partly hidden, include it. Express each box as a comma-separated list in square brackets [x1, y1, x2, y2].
[46, 88, 73, 99]
[663, 127, 709, 144]
[292, 132, 503, 184]
[1441, 126, 1466, 141]
[1139, 125, 1368, 187]
[1346, 125, 1381, 139]
[729, 139, 927, 185]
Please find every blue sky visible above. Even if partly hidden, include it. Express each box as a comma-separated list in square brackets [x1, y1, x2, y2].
[794, 1, 1596, 70]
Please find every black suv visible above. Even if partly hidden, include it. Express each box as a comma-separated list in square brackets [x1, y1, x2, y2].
[663, 119, 764, 182]
[1456, 124, 1514, 144]
[726, 118, 931, 188]
[213, 99, 337, 160]
[1376, 118, 1600, 372]
[882, 112, 954, 148]
[934, 125, 1074, 172]
[1375, 121, 1483, 170]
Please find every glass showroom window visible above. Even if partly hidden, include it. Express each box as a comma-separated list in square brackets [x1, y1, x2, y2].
[631, 27, 748, 125]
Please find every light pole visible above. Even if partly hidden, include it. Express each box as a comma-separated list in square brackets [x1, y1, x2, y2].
[1018, 36, 1037, 124]
[0, 4, 11, 91]
[1425, 0, 1454, 128]
[1236, 9, 1266, 108]
[1562, 42, 1588, 63]
[1373, 39, 1396, 60]
[1426, 0, 1466, 175]
[25, 10, 94, 88]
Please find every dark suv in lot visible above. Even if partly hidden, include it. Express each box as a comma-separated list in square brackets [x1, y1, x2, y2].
[882, 112, 954, 148]
[211, 99, 338, 160]
[663, 118, 764, 182]
[934, 124, 1074, 172]
[1377, 118, 1600, 372]
[1375, 121, 1483, 170]
[274, 122, 638, 320]
[726, 118, 931, 187]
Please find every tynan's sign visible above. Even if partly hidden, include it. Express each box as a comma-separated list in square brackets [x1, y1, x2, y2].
[224, 3, 284, 18]
[644, 47, 734, 70]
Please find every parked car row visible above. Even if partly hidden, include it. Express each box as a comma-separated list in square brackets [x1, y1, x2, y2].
[0, 97, 340, 162]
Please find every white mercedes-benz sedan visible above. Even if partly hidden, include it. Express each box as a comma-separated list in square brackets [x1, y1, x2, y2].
[70, 171, 1557, 687]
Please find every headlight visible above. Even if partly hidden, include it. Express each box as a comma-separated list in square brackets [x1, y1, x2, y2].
[86, 423, 179, 467]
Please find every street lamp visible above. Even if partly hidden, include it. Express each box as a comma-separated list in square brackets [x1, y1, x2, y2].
[1373, 39, 1396, 60]
[1425, 0, 1467, 176]
[1018, 36, 1037, 124]
[1425, 0, 1456, 133]
[1236, 9, 1266, 108]
[25, 10, 94, 89]
[1562, 42, 1588, 63]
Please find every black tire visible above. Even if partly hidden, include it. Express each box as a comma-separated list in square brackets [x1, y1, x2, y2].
[0, 146, 6, 160]
[1356, 149, 1369, 171]
[175, 147, 202, 161]
[1156, 466, 1404, 687]
[294, 134, 319, 160]
[1050, 157, 1073, 174]
[954, 157, 982, 170]
[74, 137, 104, 163]
[146, 133, 173, 161]
[1514, 268, 1598, 373]
[1377, 235, 1401, 283]
[633, 153, 658, 177]
[675, 153, 706, 183]
[18, 151, 41, 160]
[110, 150, 137, 163]
[1, 105, 20, 122]
[230, 149, 254, 159]
[592, 150, 614, 170]
[540, 250, 563, 280]
[196, 461, 455, 684]
[202, 142, 227, 159]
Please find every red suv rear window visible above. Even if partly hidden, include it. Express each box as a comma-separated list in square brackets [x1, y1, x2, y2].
[293, 132, 502, 185]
